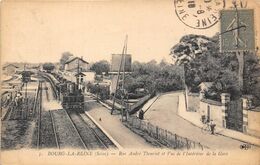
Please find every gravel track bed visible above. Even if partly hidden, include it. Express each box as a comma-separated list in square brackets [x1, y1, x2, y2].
[79, 113, 117, 149]
[39, 111, 58, 148]
[67, 110, 107, 149]
[51, 109, 85, 149]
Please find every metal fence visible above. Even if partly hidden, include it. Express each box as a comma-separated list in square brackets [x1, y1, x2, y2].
[127, 116, 208, 150]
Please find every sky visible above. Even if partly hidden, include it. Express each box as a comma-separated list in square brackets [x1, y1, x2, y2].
[1, 0, 260, 64]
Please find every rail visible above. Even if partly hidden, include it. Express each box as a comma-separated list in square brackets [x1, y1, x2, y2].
[39, 72, 58, 99]
[36, 82, 60, 149]
[32, 82, 41, 118]
[63, 109, 88, 149]
[85, 120, 109, 148]
[79, 113, 117, 149]
[36, 81, 43, 149]
[49, 110, 60, 149]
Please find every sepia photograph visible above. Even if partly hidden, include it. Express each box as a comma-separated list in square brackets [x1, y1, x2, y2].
[1, 0, 260, 164]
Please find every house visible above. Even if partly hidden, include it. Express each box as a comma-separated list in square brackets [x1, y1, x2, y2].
[199, 82, 213, 92]
[2, 64, 19, 75]
[64, 57, 89, 72]
[72, 71, 95, 91]
[74, 71, 95, 84]
[199, 82, 213, 99]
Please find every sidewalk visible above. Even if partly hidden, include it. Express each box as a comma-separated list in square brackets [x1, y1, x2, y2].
[177, 93, 260, 147]
[84, 97, 154, 149]
[179, 110, 260, 147]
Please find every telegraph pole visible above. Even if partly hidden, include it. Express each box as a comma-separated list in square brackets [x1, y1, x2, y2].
[111, 35, 128, 115]
[24, 64, 28, 116]
[233, 1, 244, 91]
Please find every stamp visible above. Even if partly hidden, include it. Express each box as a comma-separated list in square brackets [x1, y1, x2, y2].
[174, 0, 226, 29]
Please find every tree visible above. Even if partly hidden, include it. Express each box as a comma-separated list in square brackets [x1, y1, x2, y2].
[170, 33, 259, 102]
[90, 60, 110, 75]
[170, 34, 214, 65]
[43, 63, 55, 73]
[60, 52, 74, 70]
[124, 60, 184, 95]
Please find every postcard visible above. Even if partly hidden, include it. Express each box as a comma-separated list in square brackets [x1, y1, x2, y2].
[1, 0, 260, 164]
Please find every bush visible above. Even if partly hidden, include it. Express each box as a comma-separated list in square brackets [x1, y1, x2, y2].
[87, 83, 109, 100]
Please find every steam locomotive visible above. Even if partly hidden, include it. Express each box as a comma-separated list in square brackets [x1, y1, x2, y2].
[41, 72, 84, 111]
[60, 82, 84, 110]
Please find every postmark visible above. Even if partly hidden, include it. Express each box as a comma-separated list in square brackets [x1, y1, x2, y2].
[174, 0, 226, 29]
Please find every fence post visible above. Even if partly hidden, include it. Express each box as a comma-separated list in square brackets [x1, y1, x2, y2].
[185, 138, 189, 150]
[174, 134, 178, 149]
[138, 119, 141, 129]
[199, 143, 203, 150]
[147, 123, 151, 135]
[165, 130, 167, 141]
[221, 93, 230, 128]
[156, 126, 159, 139]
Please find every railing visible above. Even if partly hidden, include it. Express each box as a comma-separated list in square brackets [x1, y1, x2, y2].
[109, 96, 130, 109]
[128, 93, 154, 114]
[127, 116, 209, 150]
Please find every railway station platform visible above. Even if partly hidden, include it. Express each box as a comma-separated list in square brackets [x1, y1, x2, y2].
[85, 100, 154, 149]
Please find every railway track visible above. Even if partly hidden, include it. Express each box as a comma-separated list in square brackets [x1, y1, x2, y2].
[79, 112, 117, 149]
[2, 103, 15, 121]
[43, 81, 50, 102]
[50, 109, 86, 149]
[37, 77, 117, 150]
[36, 81, 59, 149]
[34, 80, 80, 149]
[65, 109, 107, 149]
[37, 110, 60, 149]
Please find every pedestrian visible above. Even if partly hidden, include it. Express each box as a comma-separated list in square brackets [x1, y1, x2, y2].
[210, 120, 216, 135]
[139, 110, 144, 120]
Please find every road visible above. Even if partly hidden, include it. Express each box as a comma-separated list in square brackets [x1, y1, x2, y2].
[144, 92, 260, 150]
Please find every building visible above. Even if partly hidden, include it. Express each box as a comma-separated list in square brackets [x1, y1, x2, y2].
[110, 54, 132, 72]
[64, 57, 89, 72]
[74, 71, 95, 84]
[109, 54, 132, 94]
[199, 82, 213, 92]
[2, 64, 19, 75]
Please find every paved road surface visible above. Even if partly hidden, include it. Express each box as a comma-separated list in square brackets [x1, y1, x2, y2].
[144, 92, 259, 150]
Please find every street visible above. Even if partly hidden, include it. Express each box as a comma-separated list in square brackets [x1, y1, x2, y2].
[144, 92, 260, 150]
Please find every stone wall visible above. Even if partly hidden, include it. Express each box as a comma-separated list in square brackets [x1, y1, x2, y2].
[199, 99, 222, 127]
[187, 93, 200, 112]
[242, 96, 260, 137]
[247, 110, 260, 137]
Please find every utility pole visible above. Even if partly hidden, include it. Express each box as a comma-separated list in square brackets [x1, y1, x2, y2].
[23, 63, 28, 117]
[76, 58, 80, 91]
[111, 35, 128, 115]
[233, 1, 244, 91]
